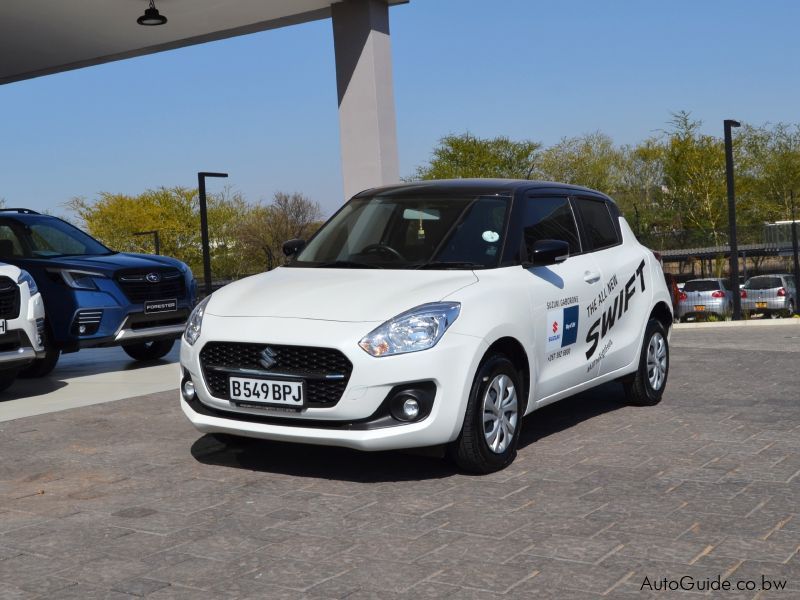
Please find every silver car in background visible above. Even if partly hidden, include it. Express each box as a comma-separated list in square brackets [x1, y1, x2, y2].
[741, 274, 797, 317]
[678, 278, 733, 321]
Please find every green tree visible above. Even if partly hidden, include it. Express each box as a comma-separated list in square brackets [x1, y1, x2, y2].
[738, 123, 800, 226]
[616, 138, 668, 242]
[534, 132, 624, 192]
[412, 133, 541, 180]
[660, 112, 729, 248]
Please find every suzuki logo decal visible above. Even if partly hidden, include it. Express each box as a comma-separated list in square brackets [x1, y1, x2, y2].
[259, 347, 277, 370]
[145, 272, 161, 283]
[552, 321, 559, 334]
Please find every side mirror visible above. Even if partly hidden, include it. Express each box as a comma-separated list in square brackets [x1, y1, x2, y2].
[523, 239, 570, 267]
[282, 239, 306, 257]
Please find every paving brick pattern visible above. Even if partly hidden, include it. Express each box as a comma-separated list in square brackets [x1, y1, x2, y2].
[0, 326, 798, 598]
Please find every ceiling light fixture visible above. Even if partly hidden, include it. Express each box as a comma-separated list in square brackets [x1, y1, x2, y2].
[137, 0, 168, 26]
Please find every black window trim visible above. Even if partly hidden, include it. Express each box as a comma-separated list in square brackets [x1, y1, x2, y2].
[521, 192, 584, 259]
[570, 196, 622, 253]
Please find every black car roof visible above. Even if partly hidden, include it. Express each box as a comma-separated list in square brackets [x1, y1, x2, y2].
[356, 179, 614, 202]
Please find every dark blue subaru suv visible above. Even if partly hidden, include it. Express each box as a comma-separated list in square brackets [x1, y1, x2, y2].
[0, 209, 196, 376]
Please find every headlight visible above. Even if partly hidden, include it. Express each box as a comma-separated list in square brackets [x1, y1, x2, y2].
[359, 302, 461, 357]
[54, 269, 104, 290]
[17, 270, 38, 295]
[184, 295, 212, 346]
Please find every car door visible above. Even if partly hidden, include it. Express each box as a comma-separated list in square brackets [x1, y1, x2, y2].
[572, 197, 650, 378]
[519, 195, 605, 402]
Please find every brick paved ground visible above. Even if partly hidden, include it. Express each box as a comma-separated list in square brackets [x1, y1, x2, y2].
[0, 325, 798, 599]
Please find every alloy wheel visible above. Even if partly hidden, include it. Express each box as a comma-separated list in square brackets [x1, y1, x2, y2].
[646, 332, 668, 391]
[482, 374, 518, 454]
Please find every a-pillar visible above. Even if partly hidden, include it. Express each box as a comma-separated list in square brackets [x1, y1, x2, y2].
[332, 0, 400, 200]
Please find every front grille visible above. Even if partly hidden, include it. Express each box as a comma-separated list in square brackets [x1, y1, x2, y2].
[0, 277, 20, 319]
[199, 342, 353, 407]
[116, 268, 185, 304]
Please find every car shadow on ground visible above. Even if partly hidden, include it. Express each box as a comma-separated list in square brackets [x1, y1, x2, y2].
[1, 377, 69, 401]
[190, 382, 627, 482]
[518, 381, 626, 449]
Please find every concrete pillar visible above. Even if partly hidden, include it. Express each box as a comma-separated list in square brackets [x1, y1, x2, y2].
[332, 0, 400, 199]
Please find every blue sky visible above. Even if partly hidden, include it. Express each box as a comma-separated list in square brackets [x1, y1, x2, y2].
[1, 0, 799, 217]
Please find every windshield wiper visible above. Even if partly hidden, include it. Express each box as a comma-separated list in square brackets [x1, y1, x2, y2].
[316, 260, 382, 269]
[415, 261, 486, 270]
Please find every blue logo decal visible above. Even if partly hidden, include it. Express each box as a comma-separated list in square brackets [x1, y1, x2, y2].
[561, 305, 579, 347]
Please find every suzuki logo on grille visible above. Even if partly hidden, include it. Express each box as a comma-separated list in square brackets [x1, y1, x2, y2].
[146, 272, 161, 283]
[259, 347, 277, 370]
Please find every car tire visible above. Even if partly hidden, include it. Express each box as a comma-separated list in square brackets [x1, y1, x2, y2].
[624, 319, 669, 407]
[19, 329, 60, 379]
[0, 369, 19, 392]
[122, 339, 175, 361]
[448, 354, 524, 474]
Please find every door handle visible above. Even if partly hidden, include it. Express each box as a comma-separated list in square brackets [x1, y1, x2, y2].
[584, 271, 601, 284]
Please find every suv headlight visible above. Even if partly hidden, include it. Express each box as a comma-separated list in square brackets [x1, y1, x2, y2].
[52, 269, 104, 290]
[359, 302, 461, 357]
[17, 270, 38, 295]
[184, 295, 211, 346]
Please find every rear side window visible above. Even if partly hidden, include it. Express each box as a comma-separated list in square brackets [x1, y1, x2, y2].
[0, 225, 24, 258]
[684, 280, 722, 292]
[744, 277, 783, 290]
[522, 197, 581, 257]
[575, 198, 619, 250]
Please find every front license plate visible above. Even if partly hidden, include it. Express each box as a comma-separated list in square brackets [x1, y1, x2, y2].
[694, 305, 705, 311]
[756, 301, 768, 309]
[0, 319, 5, 335]
[144, 298, 177, 314]
[229, 377, 305, 409]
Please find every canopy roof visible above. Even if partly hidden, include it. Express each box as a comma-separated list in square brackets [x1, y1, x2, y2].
[0, 0, 406, 85]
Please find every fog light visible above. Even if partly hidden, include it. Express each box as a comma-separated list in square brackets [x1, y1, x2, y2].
[402, 398, 420, 420]
[182, 379, 196, 401]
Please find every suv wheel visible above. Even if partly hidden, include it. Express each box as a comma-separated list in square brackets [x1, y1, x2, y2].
[122, 339, 175, 361]
[624, 319, 669, 406]
[19, 328, 60, 378]
[448, 353, 523, 474]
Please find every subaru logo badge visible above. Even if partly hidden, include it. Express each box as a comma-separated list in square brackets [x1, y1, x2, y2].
[259, 347, 277, 370]
[145, 272, 161, 283]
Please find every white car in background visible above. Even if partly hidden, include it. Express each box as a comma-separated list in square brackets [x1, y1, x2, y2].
[179, 180, 673, 473]
[0, 263, 46, 391]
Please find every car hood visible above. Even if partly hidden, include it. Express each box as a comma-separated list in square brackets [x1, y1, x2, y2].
[25, 252, 186, 275]
[206, 267, 479, 322]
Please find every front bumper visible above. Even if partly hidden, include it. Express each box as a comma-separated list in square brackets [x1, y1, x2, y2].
[0, 287, 46, 369]
[180, 316, 487, 451]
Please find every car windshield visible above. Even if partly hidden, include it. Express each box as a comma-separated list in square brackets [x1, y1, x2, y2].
[291, 193, 510, 269]
[744, 277, 782, 290]
[684, 280, 722, 292]
[0, 216, 113, 259]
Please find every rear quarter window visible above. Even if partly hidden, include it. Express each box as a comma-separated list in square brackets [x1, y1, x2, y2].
[575, 198, 619, 251]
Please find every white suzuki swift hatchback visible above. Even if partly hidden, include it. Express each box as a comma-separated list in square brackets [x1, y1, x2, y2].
[180, 180, 672, 472]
